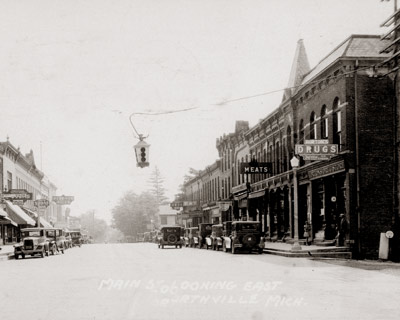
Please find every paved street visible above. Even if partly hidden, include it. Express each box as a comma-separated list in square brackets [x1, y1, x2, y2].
[1, 243, 400, 320]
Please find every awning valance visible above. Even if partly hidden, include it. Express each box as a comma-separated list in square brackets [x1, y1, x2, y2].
[5, 201, 36, 226]
[248, 190, 265, 199]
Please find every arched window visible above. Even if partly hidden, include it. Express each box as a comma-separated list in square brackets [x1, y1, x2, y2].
[287, 126, 292, 158]
[320, 105, 328, 139]
[299, 119, 305, 143]
[310, 112, 316, 139]
[332, 97, 342, 150]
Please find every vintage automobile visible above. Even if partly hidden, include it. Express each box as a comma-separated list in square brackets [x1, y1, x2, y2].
[198, 223, 213, 249]
[187, 227, 199, 248]
[70, 231, 82, 247]
[64, 231, 73, 249]
[222, 221, 233, 252]
[206, 224, 223, 250]
[46, 228, 66, 254]
[230, 221, 264, 254]
[14, 228, 51, 259]
[158, 226, 183, 249]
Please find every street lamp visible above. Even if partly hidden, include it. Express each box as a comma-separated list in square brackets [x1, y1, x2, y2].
[290, 156, 302, 251]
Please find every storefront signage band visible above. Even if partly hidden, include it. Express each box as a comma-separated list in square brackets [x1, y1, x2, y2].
[308, 161, 345, 180]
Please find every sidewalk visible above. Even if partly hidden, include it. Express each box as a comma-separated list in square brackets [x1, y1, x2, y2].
[0, 245, 15, 261]
[263, 241, 352, 259]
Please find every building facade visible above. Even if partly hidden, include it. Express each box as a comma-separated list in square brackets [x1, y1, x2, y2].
[176, 35, 397, 259]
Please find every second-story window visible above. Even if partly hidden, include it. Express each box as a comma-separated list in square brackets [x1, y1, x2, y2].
[7, 171, 12, 191]
[310, 112, 317, 139]
[320, 105, 328, 139]
[333, 97, 342, 150]
[299, 119, 305, 144]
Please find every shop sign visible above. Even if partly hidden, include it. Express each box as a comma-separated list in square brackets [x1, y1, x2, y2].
[34, 199, 50, 209]
[240, 162, 272, 174]
[295, 140, 338, 160]
[1, 189, 32, 202]
[308, 161, 346, 180]
[170, 202, 183, 209]
[386, 231, 394, 239]
[52, 195, 74, 205]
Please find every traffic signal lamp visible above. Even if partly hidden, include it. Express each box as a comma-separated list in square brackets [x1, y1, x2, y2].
[134, 139, 150, 168]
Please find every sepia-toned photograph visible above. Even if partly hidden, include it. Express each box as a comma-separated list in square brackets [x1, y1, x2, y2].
[1, 0, 400, 319]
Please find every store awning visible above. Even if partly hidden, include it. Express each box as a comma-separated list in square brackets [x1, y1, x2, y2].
[39, 217, 53, 228]
[22, 207, 38, 219]
[5, 201, 36, 226]
[248, 190, 265, 199]
[0, 207, 18, 226]
[234, 192, 248, 201]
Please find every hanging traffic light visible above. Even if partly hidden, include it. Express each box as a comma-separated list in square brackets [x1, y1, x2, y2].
[134, 139, 150, 168]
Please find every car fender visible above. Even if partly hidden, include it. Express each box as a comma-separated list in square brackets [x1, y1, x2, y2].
[193, 237, 199, 244]
[222, 237, 231, 248]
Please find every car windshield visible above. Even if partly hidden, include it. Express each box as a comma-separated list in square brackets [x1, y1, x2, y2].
[46, 230, 56, 237]
[235, 223, 259, 231]
[191, 229, 199, 236]
[22, 231, 42, 237]
[164, 228, 179, 233]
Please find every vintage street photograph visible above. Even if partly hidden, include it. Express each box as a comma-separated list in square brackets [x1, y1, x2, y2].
[1, 0, 400, 319]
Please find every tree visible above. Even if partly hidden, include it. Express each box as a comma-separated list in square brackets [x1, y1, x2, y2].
[148, 166, 169, 205]
[111, 191, 159, 238]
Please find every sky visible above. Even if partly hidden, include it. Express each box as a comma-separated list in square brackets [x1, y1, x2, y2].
[0, 0, 395, 223]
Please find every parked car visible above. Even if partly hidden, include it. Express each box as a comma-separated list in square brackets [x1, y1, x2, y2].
[70, 231, 82, 247]
[230, 221, 264, 254]
[14, 227, 51, 259]
[46, 228, 66, 254]
[206, 224, 223, 250]
[198, 223, 212, 249]
[64, 231, 73, 249]
[222, 221, 232, 252]
[187, 227, 199, 248]
[158, 226, 183, 249]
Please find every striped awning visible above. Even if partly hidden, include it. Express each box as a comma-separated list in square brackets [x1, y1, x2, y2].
[0, 207, 18, 226]
[39, 217, 53, 228]
[5, 201, 36, 226]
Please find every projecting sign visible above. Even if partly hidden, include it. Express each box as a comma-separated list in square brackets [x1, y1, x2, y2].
[52, 195, 74, 205]
[34, 199, 50, 209]
[240, 162, 272, 174]
[171, 202, 183, 209]
[1, 189, 32, 202]
[295, 140, 338, 161]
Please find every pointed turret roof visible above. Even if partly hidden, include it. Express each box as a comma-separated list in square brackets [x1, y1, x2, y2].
[283, 39, 310, 100]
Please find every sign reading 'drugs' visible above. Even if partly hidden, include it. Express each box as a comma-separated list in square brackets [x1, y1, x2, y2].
[240, 162, 272, 174]
[295, 140, 338, 161]
[52, 195, 74, 205]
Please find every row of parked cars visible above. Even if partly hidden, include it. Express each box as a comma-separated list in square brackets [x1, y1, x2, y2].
[14, 227, 83, 259]
[157, 221, 265, 254]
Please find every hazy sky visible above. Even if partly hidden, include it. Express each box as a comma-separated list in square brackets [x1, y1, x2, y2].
[0, 0, 394, 222]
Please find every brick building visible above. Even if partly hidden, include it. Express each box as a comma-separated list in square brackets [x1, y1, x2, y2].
[176, 34, 397, 259]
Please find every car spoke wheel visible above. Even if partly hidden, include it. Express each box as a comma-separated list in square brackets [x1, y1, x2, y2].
[15, 254, 19, 260]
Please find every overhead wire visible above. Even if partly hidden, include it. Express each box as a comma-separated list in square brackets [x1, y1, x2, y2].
[127, 63, 380, 138]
